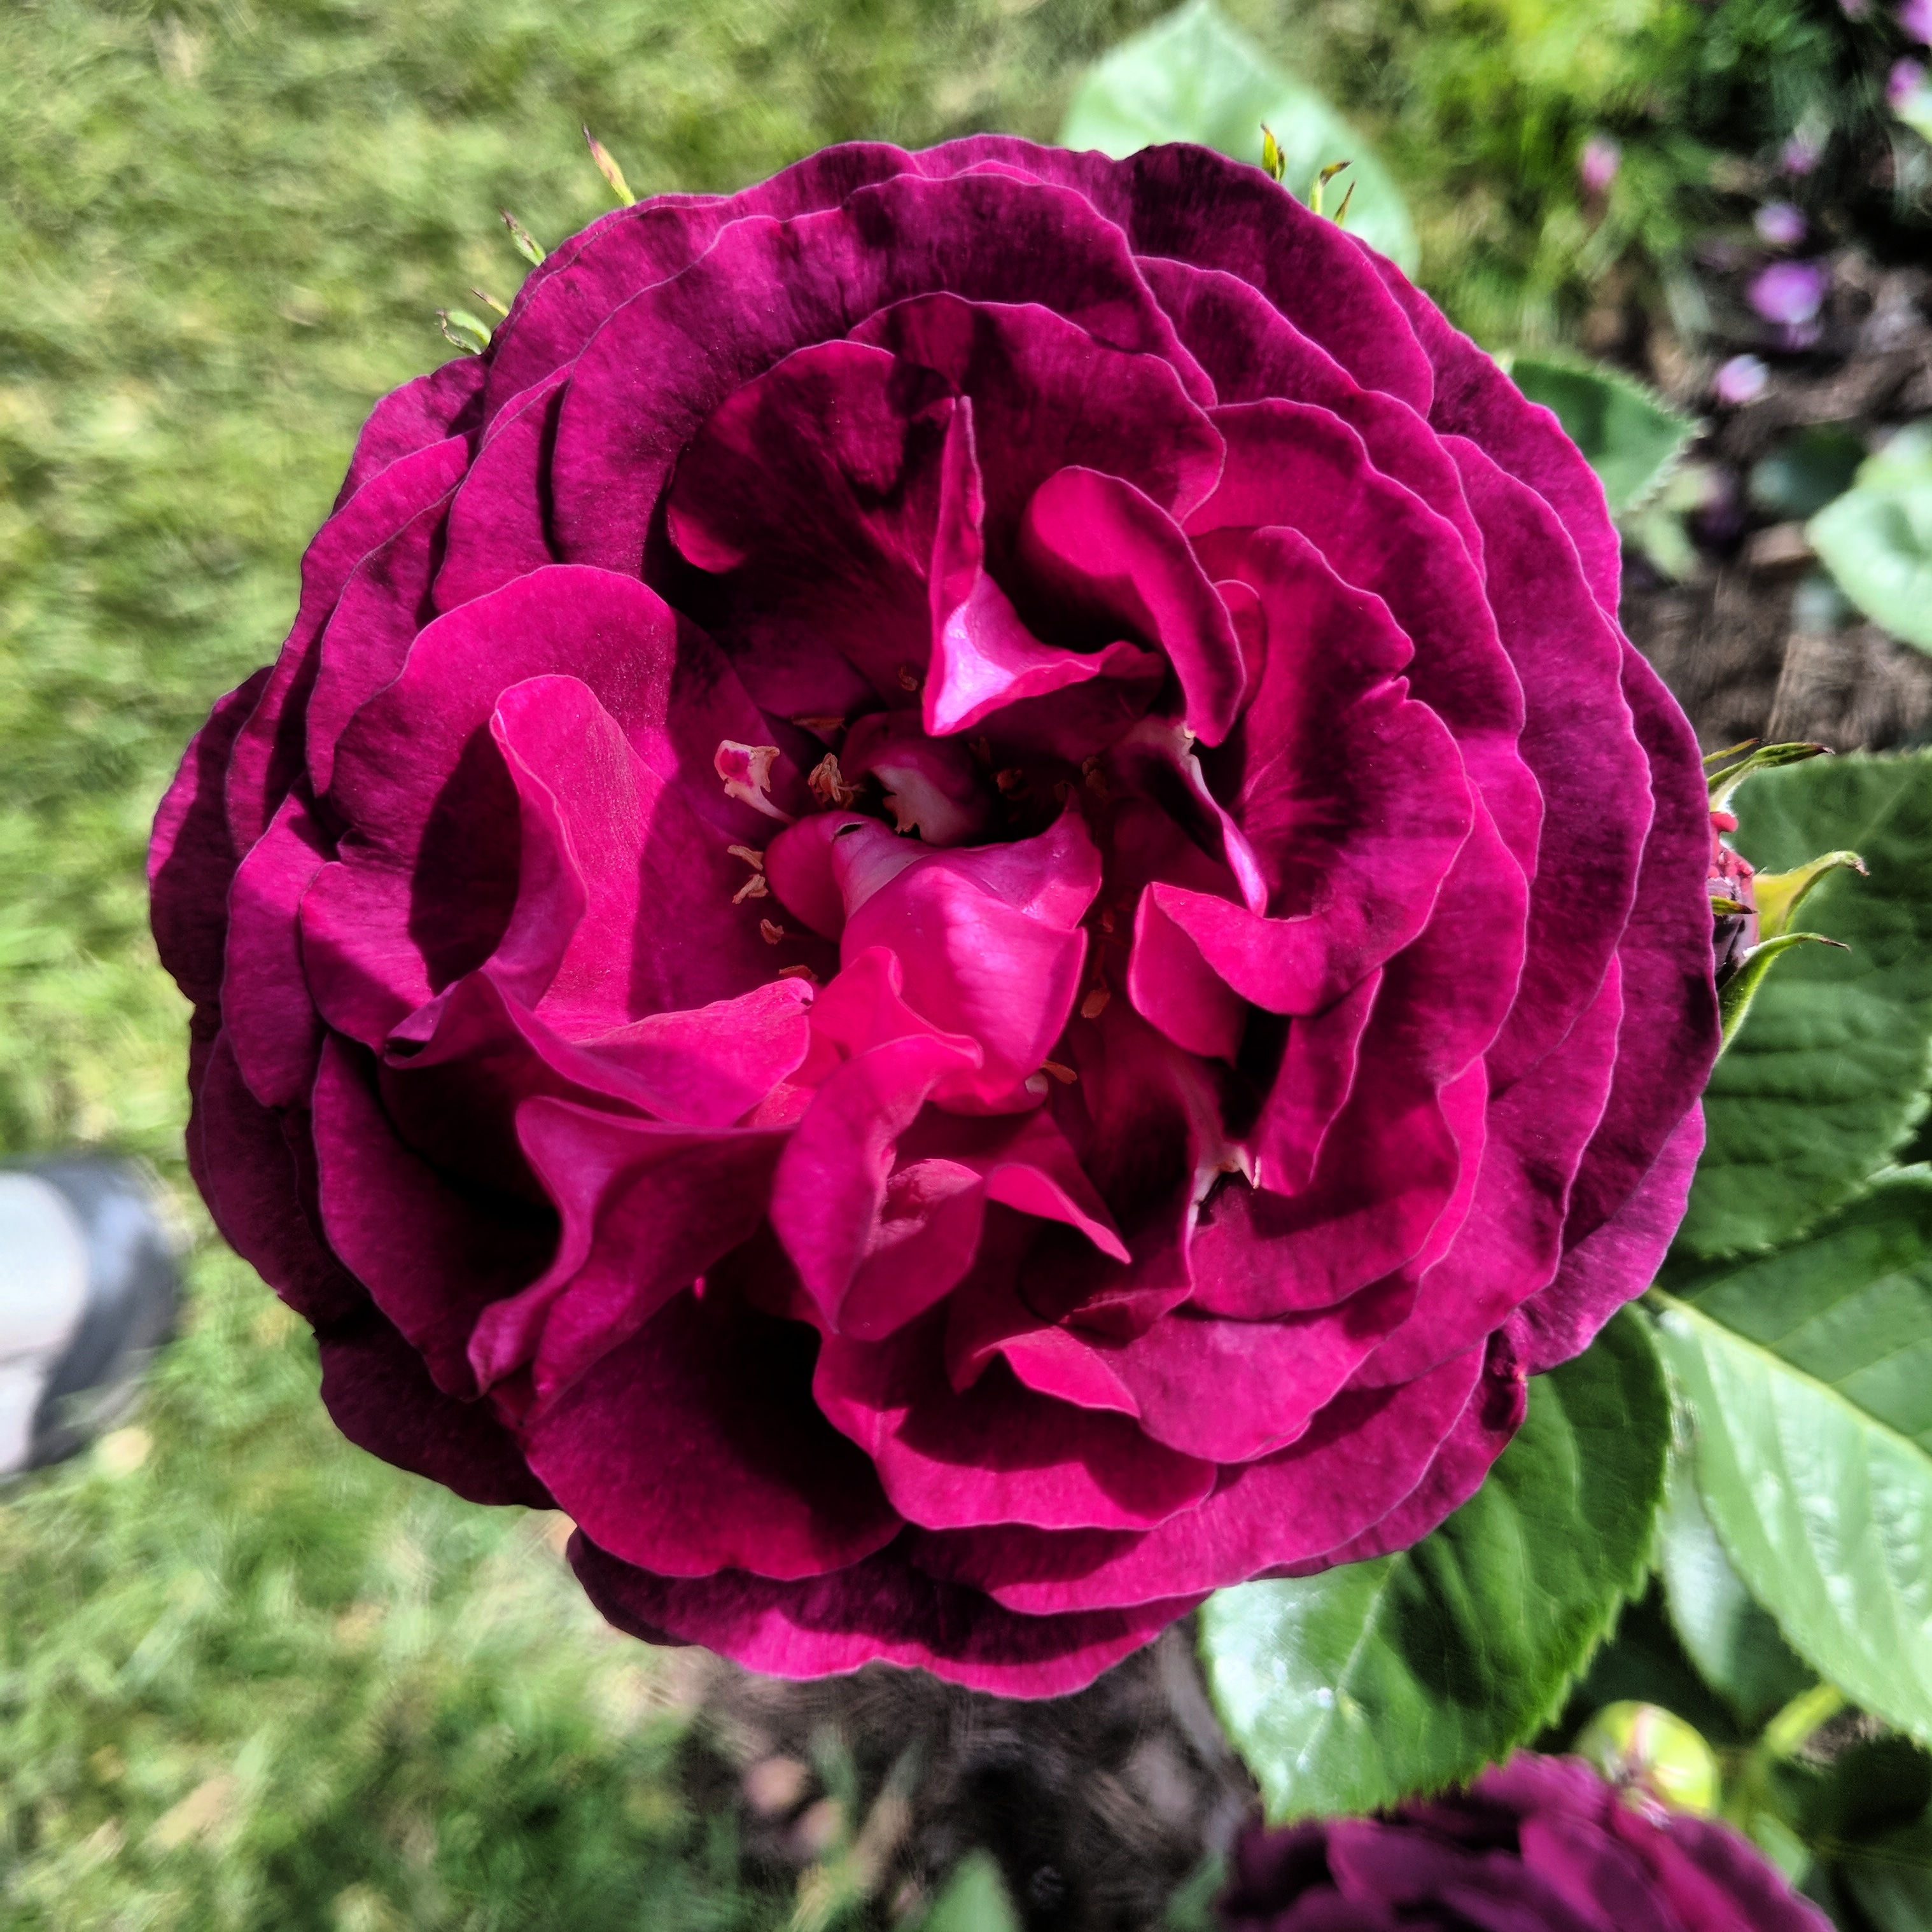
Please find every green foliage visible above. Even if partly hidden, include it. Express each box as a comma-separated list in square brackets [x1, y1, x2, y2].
[1058, 0, 1418, 269]
[1198, 1311, 1669, 1821]
[1656, 1467, 1812, 1730]
[1217, 0, 1928, 346]
[1678, 752, 1932, 1258]
[917, 1851, 1020, 1932]
[1810, 428, 1932, 655]
[1507, 353, 1695, 515]
[1655, 1170, 1932, 1745]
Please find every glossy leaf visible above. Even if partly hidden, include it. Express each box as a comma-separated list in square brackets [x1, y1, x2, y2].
[1810, 430, 1932, 652]
[1508, 354, 1696, 515]
[1199, 1312, 1668, 1821]
[1656, 1462, 1812, 1728]
[1058, 0, 1417, 270]
[1842, 1817, 1932, 1932]
[1653, 1170, 1932, 1744]
[1678, 752, 1932, 1257]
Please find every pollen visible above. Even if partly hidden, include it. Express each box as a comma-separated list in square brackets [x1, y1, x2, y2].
[1040, 1060, 1079, 1084]
[1080, 985, 1112, 1021]
[808, 753, 858, 808]
[897, 663, 924, 692]
[760, 919, 787, 945]
[1082, 755, 1110, 801]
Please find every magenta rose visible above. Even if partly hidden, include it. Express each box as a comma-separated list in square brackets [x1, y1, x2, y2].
[1220, 1753, 1831, 1931]
[149, 137, 1718, 1696]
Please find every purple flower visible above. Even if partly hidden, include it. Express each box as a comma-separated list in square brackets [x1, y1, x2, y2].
[1714, 354, 1770, 405]
[1780, 129, 1824, 174]
[1579, 134, 1622, 195]
[1903, 0, 1932, 44]
[150, 139, 1718, 1697]
[1753, 201, 1807, 248]
[1891, 57, 1929, 110]
[1749, 259, 1830, 325]
[1221, 1754, 1832, 1932]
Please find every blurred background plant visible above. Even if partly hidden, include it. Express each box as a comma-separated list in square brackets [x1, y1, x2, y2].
[4, 0, 1931, 1926]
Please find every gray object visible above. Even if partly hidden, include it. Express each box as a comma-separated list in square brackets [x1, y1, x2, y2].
[0, 1159, 179, 1475]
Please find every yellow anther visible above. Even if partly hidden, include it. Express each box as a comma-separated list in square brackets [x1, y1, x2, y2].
[808, 754, 858, 808]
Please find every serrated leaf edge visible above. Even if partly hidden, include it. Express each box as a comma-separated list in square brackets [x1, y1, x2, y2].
[1651, 1287, 1932, 1746]
[1212, 1313, 1667, 1823]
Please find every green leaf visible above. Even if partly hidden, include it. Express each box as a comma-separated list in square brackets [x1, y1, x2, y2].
[1656, 1462, 1812, 1728]
[1652, 1170, 1932, 1744]
[1678, 752, 1932, 1257]
[919, 1851, 1021, 1932]
[1717, 932, 1845, 1058]
[1748, 424, 1866, 521]
[1058, 0, 1417, 272]
[1809, 430, 1932, 653]
[1506, 354, 1695, 516]
[1198, 1311, 1668, 1821]
[1842, 1816, 1932, 1932]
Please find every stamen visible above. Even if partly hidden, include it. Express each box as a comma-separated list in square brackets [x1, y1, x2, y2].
[1040, 1060, 1079, 1084]
[732, 872, 770, 904]
[777, 963, 820, 986]
[727, 844, 766, 870]
[715, 741, 795, 824]
[897, 664, 924, 692]
[995, 767, 1028, 797]
[1080, 985, 1111, 1020]
[967, 736, 992, 768]
[1082, 755, 1110, 801]
[759, 919, 787, 945]
[808, 753, 859, 808]
[791, 714, 846, 736]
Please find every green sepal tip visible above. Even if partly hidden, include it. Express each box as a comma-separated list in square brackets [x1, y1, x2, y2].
[436, 308, 493, 355]
[500, 209, 547, 267]
[1707, 739, 1830, 813]
[1752, 848, 1867, 941]
[1718, 932, 1847, 1056]
[584, 126, 636, 206]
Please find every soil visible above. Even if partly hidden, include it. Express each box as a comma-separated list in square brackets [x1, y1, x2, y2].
[1621, 251, 1932, 752]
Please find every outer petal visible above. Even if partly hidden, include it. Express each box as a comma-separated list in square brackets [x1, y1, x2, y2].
[571, 1530, 1203, 1697]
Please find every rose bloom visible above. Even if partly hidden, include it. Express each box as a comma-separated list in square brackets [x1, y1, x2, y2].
[1220, 1754, 1831, 1932]
[151, 139, 1718, 1695]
